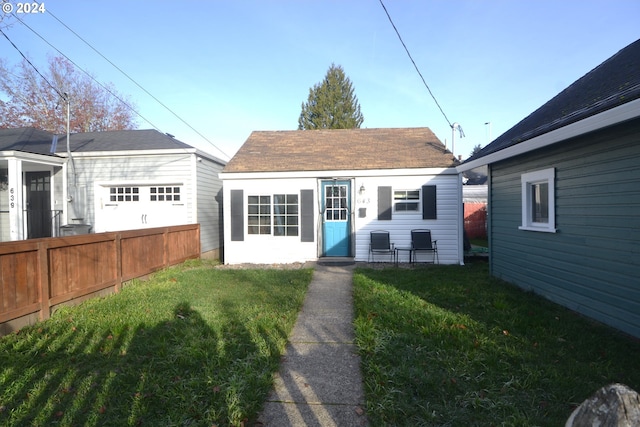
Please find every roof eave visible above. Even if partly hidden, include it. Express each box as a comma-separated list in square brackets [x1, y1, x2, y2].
[220, 167, 459, 180]
[457, 98, 640, 173]
[0, 150, 66, 164]
[57, 148, 198, 157]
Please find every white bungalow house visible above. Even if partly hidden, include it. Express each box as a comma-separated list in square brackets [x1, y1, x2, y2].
[0, 128, 226, 258]
[220, 127, 462, 264]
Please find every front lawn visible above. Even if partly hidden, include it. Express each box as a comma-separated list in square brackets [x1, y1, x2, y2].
[353, 262, 640, 426]
[0, 261, 312, 427]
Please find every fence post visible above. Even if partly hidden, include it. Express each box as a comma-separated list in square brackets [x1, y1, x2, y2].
[115, 233, 123, 292]
[163, 227, 169, 268]
[37, 240, 51, 321]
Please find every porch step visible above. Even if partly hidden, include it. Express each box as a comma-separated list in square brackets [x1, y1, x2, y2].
[317, 257, 355, 266]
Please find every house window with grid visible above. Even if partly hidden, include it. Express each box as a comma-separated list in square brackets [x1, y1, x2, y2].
[248, 195, 271, 235]
[150, 186, 181, 202]
[110, 187, 139, 202]
[394, 189, 420, 212]
[274, 194, 299, 236]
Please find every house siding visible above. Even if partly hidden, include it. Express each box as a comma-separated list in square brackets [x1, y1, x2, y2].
[77, 153, 195, 231]
[222, 170, 463, 265]
[354, 174, 461, 264]
[194, 156, 225, 256]
[490, 119, 640, 337]
[223, 177, 320, 264]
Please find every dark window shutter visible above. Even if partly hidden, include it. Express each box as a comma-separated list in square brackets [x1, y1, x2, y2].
[378, 186, 392, 220]
[301, 189, 314, 242]
[230, 190, 244, 241]
[422, 185, 437, 220]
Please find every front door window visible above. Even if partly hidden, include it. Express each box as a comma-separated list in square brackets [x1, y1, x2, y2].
[325, 184, 348, 221]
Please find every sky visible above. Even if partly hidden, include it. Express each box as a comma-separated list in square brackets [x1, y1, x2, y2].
[0, 0, 638, 162]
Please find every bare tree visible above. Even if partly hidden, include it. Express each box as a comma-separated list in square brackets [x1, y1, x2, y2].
[0, 55, 137, 133]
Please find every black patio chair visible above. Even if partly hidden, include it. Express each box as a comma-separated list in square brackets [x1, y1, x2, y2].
[369, 230, 395, 263]
[411, 229, 438, 264]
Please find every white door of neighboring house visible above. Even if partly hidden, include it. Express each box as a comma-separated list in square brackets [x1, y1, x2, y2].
[94, 183, 187, 232]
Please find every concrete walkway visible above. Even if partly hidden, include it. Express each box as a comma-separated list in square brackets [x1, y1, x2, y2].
[256, 263, 368, 426]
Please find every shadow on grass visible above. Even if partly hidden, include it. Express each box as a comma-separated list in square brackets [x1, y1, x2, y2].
[353, 262, 640, 426]
[0, 299, 284, 426]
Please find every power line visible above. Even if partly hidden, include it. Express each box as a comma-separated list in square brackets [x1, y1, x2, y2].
[0, 26, 65, 99]
[45, 9, 230, 160]
[10, 12, 165, 134]
[378, 0, 454, 129]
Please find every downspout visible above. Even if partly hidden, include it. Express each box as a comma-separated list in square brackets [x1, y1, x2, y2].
[487, 163, 493, 275]
[458, 172, 465, 265]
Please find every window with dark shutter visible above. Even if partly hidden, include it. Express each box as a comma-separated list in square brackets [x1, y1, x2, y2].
[422, 185, 437, 220]
[378, 186, 392, 220]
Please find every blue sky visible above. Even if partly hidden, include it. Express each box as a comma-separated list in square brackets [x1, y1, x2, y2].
[1, 0, 638, 161]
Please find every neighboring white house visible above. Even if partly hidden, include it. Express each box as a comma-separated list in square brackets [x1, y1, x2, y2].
[0, 128, 226, 258]
[220, 127, 462, 264]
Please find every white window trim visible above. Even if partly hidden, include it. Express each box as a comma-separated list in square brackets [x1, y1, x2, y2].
[393, 189, 421, 214]
[519, 168, 556, 233]
[247, 193, 301, 237]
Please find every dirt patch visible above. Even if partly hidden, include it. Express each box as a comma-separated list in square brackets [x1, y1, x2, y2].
[214, 262, 312, 270]
[214, 261, 430, 270]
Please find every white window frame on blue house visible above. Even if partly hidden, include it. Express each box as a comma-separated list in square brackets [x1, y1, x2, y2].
[519, 168, 556, 233]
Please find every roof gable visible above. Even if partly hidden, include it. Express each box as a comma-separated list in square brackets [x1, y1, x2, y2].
[223, 127, 458, 173]
[467, 38, 640, 163]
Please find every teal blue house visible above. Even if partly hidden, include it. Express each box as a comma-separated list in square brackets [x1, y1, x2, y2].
[458, 39, 640, 338]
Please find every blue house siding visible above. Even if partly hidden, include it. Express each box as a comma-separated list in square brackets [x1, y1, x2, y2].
[489, 120, 640, 337]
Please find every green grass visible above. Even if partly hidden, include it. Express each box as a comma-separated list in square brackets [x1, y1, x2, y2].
[0, 260, 312, 427]
[469, 237, 488, 248]
[353, 262, 640, 426]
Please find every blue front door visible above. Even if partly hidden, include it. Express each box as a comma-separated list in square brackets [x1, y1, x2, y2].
[322, 180, 351, 256]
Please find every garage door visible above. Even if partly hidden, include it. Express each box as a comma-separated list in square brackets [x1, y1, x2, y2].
[95, 184, 187, 232]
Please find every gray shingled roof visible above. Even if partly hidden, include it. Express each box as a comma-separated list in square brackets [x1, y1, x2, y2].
[59, 129, 193, 152]
[466, 38, 640, 163]
[0, 127, 60, 156]
[0, 128, 194, 155]
[223, 127, 458, 173]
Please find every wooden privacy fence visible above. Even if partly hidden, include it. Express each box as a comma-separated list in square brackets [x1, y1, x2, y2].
[0, 224, 200, 334]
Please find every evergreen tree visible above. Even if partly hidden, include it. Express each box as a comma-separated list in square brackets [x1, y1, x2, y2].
[298, 63, 364, 130]
[470, 143, 483, 157]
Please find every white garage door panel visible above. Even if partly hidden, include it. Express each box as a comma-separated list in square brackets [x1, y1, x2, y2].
[95, 184, 187, 232]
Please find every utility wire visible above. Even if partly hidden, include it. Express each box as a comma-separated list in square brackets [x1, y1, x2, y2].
[10, 13, 164, 134]
[0, 26, 65, 99]
[45, 9, 230, 160]
[378, 0, 454, 129]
